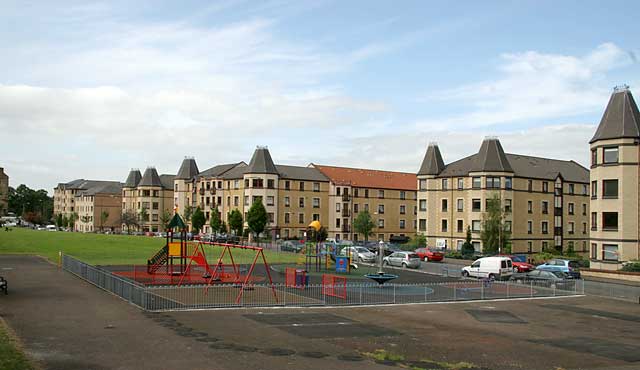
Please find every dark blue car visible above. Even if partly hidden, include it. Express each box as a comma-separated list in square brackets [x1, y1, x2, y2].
[536, 259, 581, 278]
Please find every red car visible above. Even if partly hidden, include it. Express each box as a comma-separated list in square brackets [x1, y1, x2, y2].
[414, 248, 444, 262]
[498, 254, 534, 272]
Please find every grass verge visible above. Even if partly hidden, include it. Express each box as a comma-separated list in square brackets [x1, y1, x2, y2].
[0, 319, 36, 370]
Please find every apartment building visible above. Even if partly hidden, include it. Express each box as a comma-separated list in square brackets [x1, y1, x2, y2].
[312, 165, 417, 242]
[121, 167, 175, 232]
[589, 86, 640, 270]
[417, 138, 590, 254]
[0, 167, 8, 215]
[53, 179, 123, 231]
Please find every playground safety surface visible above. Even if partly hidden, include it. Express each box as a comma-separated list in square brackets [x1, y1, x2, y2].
[3, 255, 640, 370]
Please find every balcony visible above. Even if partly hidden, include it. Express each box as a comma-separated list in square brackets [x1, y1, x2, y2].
[342, 209, 350, 217]
[341, 225, 351, 233]
[209, 189, 216, 195]
[342, 193, 351, 201]
[199, 188, 205, 195]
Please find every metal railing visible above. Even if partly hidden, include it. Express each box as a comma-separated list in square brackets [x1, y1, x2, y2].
[62, 254, 584, 312]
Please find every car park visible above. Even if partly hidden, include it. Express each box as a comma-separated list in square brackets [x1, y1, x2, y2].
[383, 251, 421, 269]
[339, 246, 376, 263]
[414, 248, 444, 262]
[461, 256, 513, 280]
[536, 259, 581, 278]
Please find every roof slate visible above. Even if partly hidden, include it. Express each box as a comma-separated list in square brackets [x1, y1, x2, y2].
[590, 88, 640, 143]
[139, 168, 163, 187]
[417, 143, 445, 175]
[246, 147, 278, 174]
[124, 170, 142, 188]
[313, 165, 416, 190]
[198, 162, 245, 179]
[175, 158, 199, 180]
[472, 138, 513, 172]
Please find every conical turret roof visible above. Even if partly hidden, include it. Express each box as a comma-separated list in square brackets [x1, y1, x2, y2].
[139, 167, 163, 187]
[246, 146, 278, 175]
[176, 157, 199, 180]
[418, 142, 445, 175]
[471, 137, 513, 172]
[124, 169, 142, 188]
[590, 86, 640, 143]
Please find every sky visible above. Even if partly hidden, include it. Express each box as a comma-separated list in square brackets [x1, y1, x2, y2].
[1, 0, 639, 193]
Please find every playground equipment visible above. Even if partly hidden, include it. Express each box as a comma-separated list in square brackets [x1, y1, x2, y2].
[147, 214, 189, 275]
[364, 240, 398, 285]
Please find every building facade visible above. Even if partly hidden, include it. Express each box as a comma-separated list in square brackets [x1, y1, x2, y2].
[417, 138, 590, 254]
[54, 179, 123, 231]
[589, 86, 640, 270]
[0, 167, 8, 216]
[121, 167, 175, 233]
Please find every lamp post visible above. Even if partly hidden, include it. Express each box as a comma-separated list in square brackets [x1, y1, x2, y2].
[377, 240, 385, 275]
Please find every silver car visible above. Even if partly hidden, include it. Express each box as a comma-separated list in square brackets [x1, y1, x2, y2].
[383, 251, 421, 269]
[340, 246, 376, 263]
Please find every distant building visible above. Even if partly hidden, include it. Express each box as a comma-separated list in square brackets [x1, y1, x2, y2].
[589, 86, 640, 269]
[417, 138, 590, 254]
[121, 167, 175, 233]
[0, 167, 8, 216]
[53, 179, 123, 232]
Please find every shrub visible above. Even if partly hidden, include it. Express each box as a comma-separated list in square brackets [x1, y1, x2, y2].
[621, 261, 640, 272]
[461, 243, 475, 259]
[445, 250, 463, 259]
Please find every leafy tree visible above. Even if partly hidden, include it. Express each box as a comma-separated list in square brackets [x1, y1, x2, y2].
[220, 221, 228, 234]
[183, 205, 193, 222]
[159, 209, 172, 230]
[191, 207, 206, 233]
[353, 210, 375, 242]
[121, 209, 138, 234]
[228, 209, 243, 236]
[99, 210, 109, 231]
[247, 199, 268, 246]
[55, 213, 63, 228]
[138, 207, 149, 223]
[414, 234, 427, 248]
[8, 184, 53, 222]
[23, 211, 43, 225]
[209, 206, 222, 234]
[62, 215, 69, 229]
[461, 226, 475, 258]
[80, 215, 91, 224]
[480, 193, 511, 255]
[68, 212, 79, 231]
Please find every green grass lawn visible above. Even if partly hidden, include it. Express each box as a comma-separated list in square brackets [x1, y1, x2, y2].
[0, 228, 298, 266]
[0, 320, 35, 370]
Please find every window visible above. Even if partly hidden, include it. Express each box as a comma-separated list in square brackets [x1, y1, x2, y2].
[284, 181, 290, 190]
[582, 203, 587, 216]
[591, 180, 597, 198]
[583, 222, 587, 234]
[252, 178, 264, 188]
[542, 182, 549, 192]
[335, 218, 340, 227]
[267, 179, 275, 189]
[284, 196, 290, 207]
[591, 212, 597, 230]
[542, 201, 548, 214]
[419, 179, 427, 190]
[505, 221, 511, 232]
[152, 214, 158, 222]
[457, 178, 464, 189]
[400, 220, 406, 229]
[486, 176, 501, 188]
[591, 149, 597, 166]
[400, 191, 406, 200]
[505, 177, 512, 189]
[244, 196, 249, 206]
[542, 221, 548, 234]
[268, 213, 274, 223]
[441, 199, 448, 212]
[472, 199, 481, 212]
[603, 244, 619, 261]
[527, 180, 533, 192]
[299, 197, 305, 208]
[364, 203, 369, 212]
[457, 199, 463, 212]
[266, 196, 274, 206]
[364, 189, 369, 198]
[298, 213, 304, 223]
[152, 202, 159, 210]
[441, 219, 448, 232]
[568, 222, 574, 234]
[378, 219, 385, 228]
[591, 243, 597, 259]
[603, 147, 618, 164]
[583, 184, 588, 195]
[472, 177, 481, 189]
[336, 187, 341, 196]
[378, 190, 384, 199]
[527, 200, 532, 213]
[312, 198, 320, 208]
[313, 182, 320, 192]
[299, 182, 305, 191]
[527, 221, 532, 234]
[568, 184, 575, 194]
[603, 180, 618, 198]
[602, 212, 618, 230]
[457, 219, 463, 232]
[284, 213, 290, 224]
[568, 203, 574, 215]
[419, 219, 426, 231]
[400, 205, 406, 214]
[419, 199, 427, 211]
[252, 196, 262, 204]
[354, 188, 359, 197]
[442, 179, 448, 190]
[336, 202, 341, 212]
[472, 220, 481, 232]
[378, 204, 385, 214]
[504, 199, 512, 213]
[528, 241, 533, 253]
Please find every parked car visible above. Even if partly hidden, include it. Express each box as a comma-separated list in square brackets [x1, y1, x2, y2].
[536, 259, 581, 278]
[383, 251, 421, 269]
[368, 243, 401, 256]
[280, 240, 304, 253]
[461, 256, 513, 280]
[512, 270, 573, 288]
[339, 246, 376, 263]
[414, 248, 444, 262]
[497, 254, 534, 272]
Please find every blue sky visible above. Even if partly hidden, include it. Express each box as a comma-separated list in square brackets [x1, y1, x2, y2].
[1, 0, 639, 192]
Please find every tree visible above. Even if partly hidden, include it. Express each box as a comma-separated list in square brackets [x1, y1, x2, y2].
[414, 234, 427, 248]
[99, 210, 109, 232]
[247, 199, 268, 246]
[68, 212, 79, 231]
[209, 206, 222, 234]
[55, 213, 63, 228]
[353, 210, 375, 242]
[138, 207, 149, 224]
[228, 209, 243, 236]
[80, 215, 91, 224]
[122, 209, 138, 234]
[8, 184, 53, 222]
[159, 209, 172, 230]
[461, 226, 475, 258]
[311, 226, 328, 242]
[480, 193, 511, 255]
[220, 221, 228, 234]
[183, 205, 193, 223]
[191, 207, 205, 233]
[62, 215, 69, 229]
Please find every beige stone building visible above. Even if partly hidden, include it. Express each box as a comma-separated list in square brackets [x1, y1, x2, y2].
[312, 165, 417, 242]
[417, 138, 590, 255]
[121, 167, 175, 232]
[54, 179, 123, 232]
[589, 86, 640, 270]
[0, 167, 8, 216]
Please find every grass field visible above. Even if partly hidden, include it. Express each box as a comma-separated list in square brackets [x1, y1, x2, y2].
[0, 228, 299, 266]
[0, 320, 35, 370]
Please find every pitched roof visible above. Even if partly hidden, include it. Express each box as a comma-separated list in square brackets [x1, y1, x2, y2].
[246, 147, 278, 174]
[275, 165, 328, 181]
[220, 163, 249, 180]
[78, 182, 123, 196]
[139, 167, 163, 187]
[438, 153, 589, 183]
[590, 87, 640, 143]
[58, 179, 122, 191]
[159, 174, 175, 190]
[175, 158, 199, 180]
[313, 165, 417, 190]
[124, 169, 142, 188]
[197, 162, 245, 179]
[472, 138, 513, 172]
[417, 143, 445, 175]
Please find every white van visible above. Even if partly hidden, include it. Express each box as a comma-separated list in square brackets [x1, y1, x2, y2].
[461, 257, 513, 280]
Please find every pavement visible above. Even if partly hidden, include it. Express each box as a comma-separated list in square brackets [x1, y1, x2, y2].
[2, 255, 640, 370]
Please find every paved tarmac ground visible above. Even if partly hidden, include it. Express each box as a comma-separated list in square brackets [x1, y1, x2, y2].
[1, 255, 640, 370]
